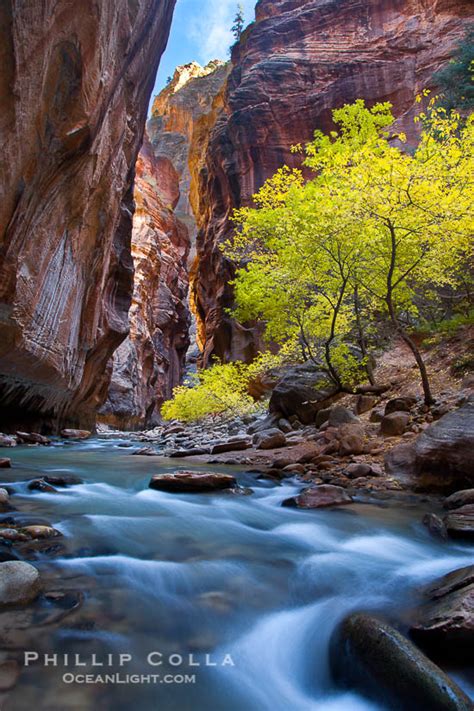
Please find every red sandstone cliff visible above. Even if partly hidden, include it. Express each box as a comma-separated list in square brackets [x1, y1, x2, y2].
[101, 60, 229, 428]
[0, 0, 176, 430]
[99, 137, 190, 429]
[193, 0, 473, 368]
[147, 60, 230, 354]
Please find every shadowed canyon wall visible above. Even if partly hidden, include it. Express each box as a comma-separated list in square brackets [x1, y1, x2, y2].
[99, 137, 190, 429]
[0, 0, 176, 430]
[192, 0, 473, 368]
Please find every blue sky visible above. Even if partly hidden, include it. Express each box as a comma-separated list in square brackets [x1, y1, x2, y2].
[152, 0, 256, 99]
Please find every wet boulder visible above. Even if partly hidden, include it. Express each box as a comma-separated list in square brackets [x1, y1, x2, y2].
[282, 484, 353, 509]
[15, 432, 50, 445]
[0, 561, 41, 606]
[0, 435, 16, 448]
[410, 566, 474, 659]
[444, 489, 474, 510]
[60, 429, 91, 440]
[28, 479, 58, 493]
[149, 471, 237, 493]
[0, 458, 11, 468]
[443, 505, 474, 540]
[22, 526, 62, 540]
[330, 613, 472, 711]
[422, 513, 448, 540]
[269, 362, 340, 424]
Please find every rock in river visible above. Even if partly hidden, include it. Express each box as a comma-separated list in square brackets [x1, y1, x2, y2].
[0, 561, 41, 606]
[443, 505, 474, 540]
[60, 429, 91, 440]
[444, 489, 474, 510]
[149, 471, 237, 493]
[0, 458, 11, 468]
[330, 613, 472, 710]
[410, 565, 474, 659]
[282, 484, 353, 509]
[15, 432, 50, 446]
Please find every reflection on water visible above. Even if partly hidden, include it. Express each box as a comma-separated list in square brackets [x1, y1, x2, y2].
[1, 440, 473, 710]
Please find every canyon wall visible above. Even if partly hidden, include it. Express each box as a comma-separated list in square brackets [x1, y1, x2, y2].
[0, 0, 176, 430]
[147, 61, 230, 355]
[193, 0, 473, 368]
[102, 60, 230, 429]
[99, 137, 190, 430]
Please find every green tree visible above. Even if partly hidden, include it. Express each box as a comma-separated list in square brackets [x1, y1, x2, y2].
[225, 99, 473, 404]
[231, 4, 245, 42]
[435, 26, 474, 112]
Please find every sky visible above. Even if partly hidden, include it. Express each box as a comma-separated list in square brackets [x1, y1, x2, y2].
[152, 0, 256, 99]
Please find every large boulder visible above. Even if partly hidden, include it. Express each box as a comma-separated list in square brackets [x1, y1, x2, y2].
[386, 403, 474, 491]
[0, 561, 41, 606]
[282, 484, 353, 509]
[410, 566, 474, 658]
[149, 471, 237, 493]
[330, 613, 472, 711]
[414, 400, 474, 482]
[269, 363, 340, 424]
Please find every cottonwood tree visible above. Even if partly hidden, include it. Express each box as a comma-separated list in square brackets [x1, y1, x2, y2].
[225, 99, 473, 404]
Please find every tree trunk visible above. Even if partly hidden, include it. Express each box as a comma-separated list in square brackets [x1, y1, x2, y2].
[385, 221, 435, 406]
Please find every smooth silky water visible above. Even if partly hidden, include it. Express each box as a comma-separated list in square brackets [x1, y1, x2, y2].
[2, 439, 473, 710]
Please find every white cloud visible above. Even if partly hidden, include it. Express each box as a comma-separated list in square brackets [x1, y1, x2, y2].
[187, 0, 255, 63]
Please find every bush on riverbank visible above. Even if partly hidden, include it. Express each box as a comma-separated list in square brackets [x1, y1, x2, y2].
[161, 353, 284, 423]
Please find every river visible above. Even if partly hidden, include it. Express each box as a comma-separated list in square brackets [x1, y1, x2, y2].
[2, 439, 473, 710]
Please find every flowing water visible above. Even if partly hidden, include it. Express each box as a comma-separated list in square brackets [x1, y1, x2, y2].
[2, 439, 473, 710]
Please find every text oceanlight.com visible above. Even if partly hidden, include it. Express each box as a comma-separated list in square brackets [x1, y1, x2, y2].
[62, 673, 197, 685]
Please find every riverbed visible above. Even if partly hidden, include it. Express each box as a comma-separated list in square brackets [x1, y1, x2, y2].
[2, 439, 473, 710]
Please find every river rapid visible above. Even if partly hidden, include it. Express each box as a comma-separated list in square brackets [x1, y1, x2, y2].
[2, 438, 473, 710]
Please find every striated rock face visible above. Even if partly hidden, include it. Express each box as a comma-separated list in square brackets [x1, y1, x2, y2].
[193, 0, 473, 367]
[0, 0, 176, 430]
[99, 137, 190, 430]
[148, 61, 230, 355]
[148, 61, 230, 246]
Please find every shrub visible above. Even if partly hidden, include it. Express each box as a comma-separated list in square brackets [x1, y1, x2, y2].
[161, 353, 286, 423]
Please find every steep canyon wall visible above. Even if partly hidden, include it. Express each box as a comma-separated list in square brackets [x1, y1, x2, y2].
[0, 0, 176, 430]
